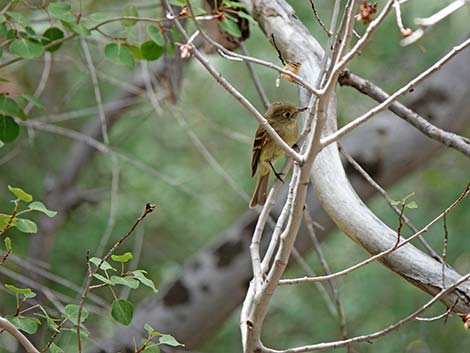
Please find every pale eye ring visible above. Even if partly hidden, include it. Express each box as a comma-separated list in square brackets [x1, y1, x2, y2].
[284, 111, 292, 118]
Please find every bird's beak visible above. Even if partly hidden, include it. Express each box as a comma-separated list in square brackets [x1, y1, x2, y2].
[296, 107, 308, 113]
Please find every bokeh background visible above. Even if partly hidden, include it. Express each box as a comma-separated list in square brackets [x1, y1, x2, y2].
[0, 0, 469, 352]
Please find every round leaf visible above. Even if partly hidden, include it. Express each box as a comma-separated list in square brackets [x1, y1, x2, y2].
[47, 2, 75, 23]
[0, 115, 19, 143]
[111, 299, 134, 325]
[6, 315, 39, 334]
[42, 27, 64, 52]
[104, 43, 135, 68]
[140, 40, 163, 61]
[65, 304, 88, 324]
[50, 343, 64, 353]
[121, 5, 138, 27]
[147, 25, 165, 46]
[9, 38, 44, 59]
[217, 18, 242, 37]
[15, 218, 38, 233]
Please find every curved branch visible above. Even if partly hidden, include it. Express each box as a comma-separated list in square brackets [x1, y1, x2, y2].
[0, 316, 39, 353]
[254, 0, 470, 313]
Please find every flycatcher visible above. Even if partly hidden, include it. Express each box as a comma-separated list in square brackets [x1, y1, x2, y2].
[249, 102, 304, 208]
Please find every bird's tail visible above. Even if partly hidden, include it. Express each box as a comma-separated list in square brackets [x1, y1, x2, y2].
[249, 173, 270, 208]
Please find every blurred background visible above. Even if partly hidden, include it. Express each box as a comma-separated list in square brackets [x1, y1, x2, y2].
[0, 0, 469, 352]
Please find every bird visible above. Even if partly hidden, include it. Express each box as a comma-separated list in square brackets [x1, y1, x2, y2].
[249, 102, 305, 208]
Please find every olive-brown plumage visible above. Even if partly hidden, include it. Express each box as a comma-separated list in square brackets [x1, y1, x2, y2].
[249, 102, 301, 208]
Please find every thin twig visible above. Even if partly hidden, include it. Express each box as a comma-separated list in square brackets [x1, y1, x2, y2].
[338, 145, 441, 261]
[240, 43, 270, 110]
[338, 70, 470, 157]
[280, 183, 470, 285]
[308, 0, 332, 36]
[321, 38, 470, 149]
[76, 203, 156, 352]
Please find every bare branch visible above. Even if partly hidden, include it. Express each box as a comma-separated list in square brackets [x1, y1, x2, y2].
[321, 38, 470, 149]
[0, 315, 40, 353]
[338, 70, 470, 157]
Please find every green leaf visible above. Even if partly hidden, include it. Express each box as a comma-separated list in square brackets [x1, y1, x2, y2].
[111, 298, 134, 325]
[4, 237, 12, 251]
[50, 342, 64, 353]
[111, 276, 139, 289]
[391, 200, 401, 206]
[6, 11, 29, 26]
[132, 270, 158, 293]
[28, 201, 57, 217]
[144, 323, 161, 337]
[406, 201, 418, 209]
[42, 27, 64, 52]
[104, 43, 134, 68]
[159, 334, 184, 347]
[15, 218, 38, 233]
[168, 0, 187, 5]
[0, 14, 5, 23]
[0, 214, 12, 230]
[218, 18, 241, 37]
[237, 11, 257, 25]
[21, 94, 45, 109]
[64, 304, 88, 324]
[0, 139, 4, 148]
[147, 25, 165, 46]
[121, 5, 138, 27]
[5, 284, 35, 296]
[93, 273, 114, 286]
[89, 257, 116, 271]
[9, 38, 44, 59]
[0, 95, 26, 119]
[8, 185, 33, 202]
[111, 252, 133, 263]
[223, 0, 248, 9]
[123, 44, 144, 59]
[6, 315, 39, 334]
[61, 21, 91, 36]
[140, 40, 163, 61]
[48, 2, 76, 23]
[144, 323, 155, 333]
[88, 12, 113, 22]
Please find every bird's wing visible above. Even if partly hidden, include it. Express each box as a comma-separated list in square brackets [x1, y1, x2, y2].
[251, 124, 267, 177]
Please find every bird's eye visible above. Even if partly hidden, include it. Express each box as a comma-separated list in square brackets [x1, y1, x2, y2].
[284, 111, 292, 118]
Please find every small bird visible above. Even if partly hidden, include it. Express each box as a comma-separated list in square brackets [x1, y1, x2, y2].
[249, 102, 304, 208]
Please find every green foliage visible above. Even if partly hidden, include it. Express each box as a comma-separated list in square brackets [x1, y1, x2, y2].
[49, 342, 64, 353]
[42, 27, 65, 52]
[217, 16, 242, 37]
[147, 25, 165, 46]
[105, 43, 135, 68]
[47, 2, 76, 23]
[9, 37, 44, 59]
[8, 185, 32, 202]
[6, 315, 40, 334]
[64, 304, 88, 324]
[111, 298, 134, 325]
[121, 5, 139, 27]
[0, 115, 19, 143]
[140, 40, 163, 61]
[111, 252, 133, 263]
